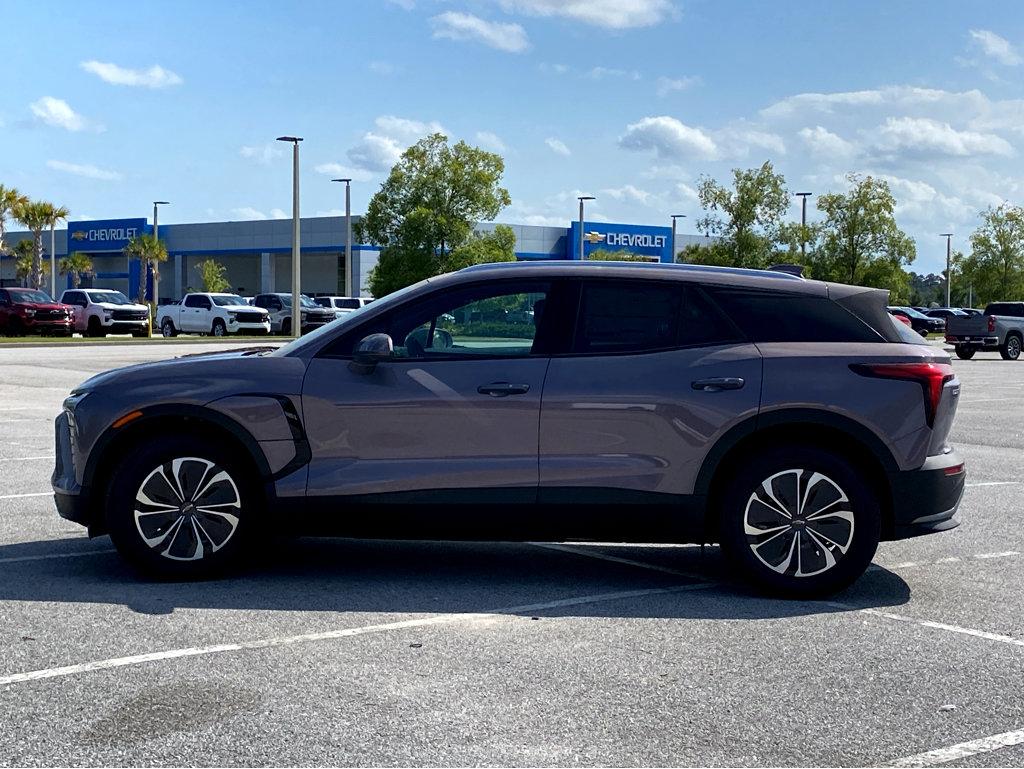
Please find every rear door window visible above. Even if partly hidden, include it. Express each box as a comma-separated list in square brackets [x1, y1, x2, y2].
[985, 303, 1024, 317]
[707, 289, 883, 343]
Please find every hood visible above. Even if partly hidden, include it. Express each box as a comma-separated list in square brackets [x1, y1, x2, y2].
[225, 305, 269, 314]
[95, 301, 149, 311]
[15, 302, 70, 311]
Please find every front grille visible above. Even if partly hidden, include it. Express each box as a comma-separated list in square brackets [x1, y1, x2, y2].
[111, 309, 148, 321]
[233, 312, 266, 323]
[35, 309, 68, 320]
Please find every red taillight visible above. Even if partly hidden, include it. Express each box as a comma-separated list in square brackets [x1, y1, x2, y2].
[988, 315, 996, 333]
[850, 362, 955, 428]
[943, 463, 965, 476]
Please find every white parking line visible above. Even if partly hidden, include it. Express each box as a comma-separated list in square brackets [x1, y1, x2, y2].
[0, 583, 713, 687]
[855, 608, 1024, 649]
[966, 481, 1021, 487]
[0, 492, 52, 500]
[0, 456, 55, 462]
[889, 728, 1024, 767]
[881, 551, 1020, 570]
[0, 549, 115, 565]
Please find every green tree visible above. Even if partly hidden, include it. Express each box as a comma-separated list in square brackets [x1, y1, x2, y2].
[692, 161, 790, 268]
[59, 252, 94, 289]
[13, 240, 33, 285]
[362, 133, 512, 296]
[195, 258, 230, 293]
[587, 248, 652, 262]
[13, 200, 54, 290]
[446, 224, 517, 271]
[0, 185, 28, 259]
[962, 203, 1024, 306]
[123, 233, 169, 303]
[807, 174, 915, 294]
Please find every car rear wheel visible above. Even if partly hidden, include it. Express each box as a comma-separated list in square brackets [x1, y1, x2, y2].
[955, 346, 976, 360]
[161, 319, 178, 337]
[718, 445, 881, 598]
[105, 436, 260, 578]
[1000, 334, 1021, 361]
[86, 316, 105, 337]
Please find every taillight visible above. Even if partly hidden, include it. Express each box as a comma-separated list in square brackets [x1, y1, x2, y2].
[988, 316, 996, 333]
[850, 362, 955, 428]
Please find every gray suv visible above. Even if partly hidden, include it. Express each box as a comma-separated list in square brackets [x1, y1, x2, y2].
[52, 262, 965, 597]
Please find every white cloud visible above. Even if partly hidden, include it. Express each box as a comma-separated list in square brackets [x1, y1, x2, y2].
[387, 0, 415, 9]
[500, 0, 676, 29]
[676, 182, 699, 203]
[600, 184, 655, 205]
[618, 115, 718, 160]
[29, 97, 95, 132]
[270, 208, 288, 219]
[545, 137, 571, 156]
[969, 29, 1021, 66]
[374, 115, 446, 140]
[368, 60, 397, 75]
[80, 60, 183, 88]
[316, 209, 345, 217]
[798, 126, 856, 157]
[430, 11, 529, 53]
[240, 143, 284, 164]
[874, 116, 1013, 158]
[348, 133, 404, 171]
[656, 75, 700, 96]
[46, 160, 122, 181]
[475, 131, 507, 152]
[760, 86, 988, 120]
[719, 124, 786, 157]
[588, 66, 641, 80]
[313, 163, 373, 182]
[231, 207, 270, 220]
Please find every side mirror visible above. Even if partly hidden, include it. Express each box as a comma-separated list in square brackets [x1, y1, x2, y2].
[349, 333, 393, 374]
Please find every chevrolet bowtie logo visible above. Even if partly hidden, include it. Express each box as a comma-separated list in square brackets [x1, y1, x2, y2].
[71, 231, 88, 241]
[584, 231, 606, 244]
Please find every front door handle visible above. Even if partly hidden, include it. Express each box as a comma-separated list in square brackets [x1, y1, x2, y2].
[691, 377, 745, 392]
[477, 382, 530, 397]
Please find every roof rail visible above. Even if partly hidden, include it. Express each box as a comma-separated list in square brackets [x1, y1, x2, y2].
[459, 260, 805, 281]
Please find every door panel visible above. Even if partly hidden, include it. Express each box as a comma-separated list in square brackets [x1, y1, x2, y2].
[302, 356, 548, 498]
[539, 343, 762, 498]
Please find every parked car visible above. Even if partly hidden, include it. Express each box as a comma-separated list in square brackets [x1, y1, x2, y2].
[923, 307, 969, 320]
[945, 301, 1024, 360]
[0, 288, 74, 336]
[53, 261, 965, 598]
[887, 306, 945, 337]
[959, 308, 984, 316]
[312, 295, 372, 319]
[253, 292, 336, 335]
[157, 293, 271, 337]
[59, 288, 150, 337]
[888, 310, 913, 328]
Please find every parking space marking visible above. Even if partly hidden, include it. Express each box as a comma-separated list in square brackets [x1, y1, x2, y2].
[0, 492, 52, 500]
[854, 608, 1024, 649]
[0, 583, 713, 688]
[0, 456, 55, 462]
[889, 728, 1024, 767]
[965, 481, 1021, 487]
[881, 551, 1020, 569]
[0, 548, 115, 565]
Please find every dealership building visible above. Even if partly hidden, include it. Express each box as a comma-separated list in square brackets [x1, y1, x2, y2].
[1, 215, 707, 299]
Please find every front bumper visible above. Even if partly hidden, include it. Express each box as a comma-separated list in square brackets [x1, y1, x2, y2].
[887, 450, 965, 539]
[24, 318, 73, 334]
[228, 320, 271, 334]
[52, 411, 90, 527]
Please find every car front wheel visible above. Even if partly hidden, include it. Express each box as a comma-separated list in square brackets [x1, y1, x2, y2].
[105, 436, 259, 577]
[718, 445, 881, 598]
[1000, 334, 1021, 361]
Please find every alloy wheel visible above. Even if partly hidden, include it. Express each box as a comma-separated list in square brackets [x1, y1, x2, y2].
[133, 457, 241, 561]
[743, 468, 855, 578]
[1009, 337, 1021, 359]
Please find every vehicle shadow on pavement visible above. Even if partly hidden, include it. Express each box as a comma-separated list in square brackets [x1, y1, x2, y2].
[0, 536, 911, 619]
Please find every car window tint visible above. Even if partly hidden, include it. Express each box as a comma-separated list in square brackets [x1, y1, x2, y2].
[340, 298, 361, 309]
[184, 295, 207, 308]
[985, 303, 1023, 317]
[709, 289, 882, 343]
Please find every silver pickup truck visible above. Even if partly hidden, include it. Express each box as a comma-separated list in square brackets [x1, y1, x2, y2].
[945, 301, 1024, 360]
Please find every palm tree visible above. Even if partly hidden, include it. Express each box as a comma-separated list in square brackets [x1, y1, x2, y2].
[46, 204, 70, 294]
[123, 233, 168, 304]
[0, 185, 29, 284]
[13, 200, 51, 290]
[13, 240, 34, 286]
[59, 251, 94, 289]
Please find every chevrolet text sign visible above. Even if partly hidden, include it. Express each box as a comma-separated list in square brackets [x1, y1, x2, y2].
[67, 218, 148, 252]
[568, 221, 673, 262]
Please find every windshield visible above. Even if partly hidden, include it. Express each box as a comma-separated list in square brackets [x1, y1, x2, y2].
[279, 294, 320, 308]
[8, 290, 52, 304]
[86, 291, 132, 305]
[212, 294, 248, 306]
[895, 306, 929, 319]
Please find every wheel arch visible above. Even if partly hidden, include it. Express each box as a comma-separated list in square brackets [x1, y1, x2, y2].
[696, 409, 898, 540]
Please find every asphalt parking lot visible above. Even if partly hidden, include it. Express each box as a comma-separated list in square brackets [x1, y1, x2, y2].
[0, 342, 1022, 767]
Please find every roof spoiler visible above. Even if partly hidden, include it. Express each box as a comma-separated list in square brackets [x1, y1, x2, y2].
[768, 263, 805, 277]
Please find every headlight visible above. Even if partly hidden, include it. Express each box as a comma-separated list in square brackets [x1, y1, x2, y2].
[24, 309, 35, 317]
[63, 391, 90, 413]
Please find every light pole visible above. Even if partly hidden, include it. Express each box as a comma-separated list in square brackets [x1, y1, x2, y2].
[331, 178, 352, 296]
[577, 196, 594, 260]
[152, 201, 169, 313]
[940, 233, 953, 307]
[670, 214, 686, 263]
[277, 136, 303, 337]
[795, 192, 812, 258]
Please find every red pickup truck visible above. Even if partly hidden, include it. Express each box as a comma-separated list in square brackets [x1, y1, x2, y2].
[0, 288, 74, 336]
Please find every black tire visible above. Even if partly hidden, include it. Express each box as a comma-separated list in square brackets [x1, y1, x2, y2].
[281, 318, 291, 336]
[917, 329, 928, 337]
[161, 319, 178, 338]
[955, 346, 976, 360]
[6, 317, 24, 337]
[211, 319, 227, 337]
[717, 445, 881, 598]
[87, 316, 105, 338]
[105, 435, 262, 578]
[1000, 334, 1021, 361]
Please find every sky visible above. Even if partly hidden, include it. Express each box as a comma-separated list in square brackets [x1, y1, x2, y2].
[3, 0, 1024, 272]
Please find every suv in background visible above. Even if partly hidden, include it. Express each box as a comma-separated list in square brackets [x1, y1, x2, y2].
[887, 306, 945, 337]
[253, 292, 336, 335]
[60, 288, 150, 337]
[53, 261, 964, 598]
[313, 295, 372, 319]
[945, 301, 1024, 360]
[0, 288, 73, 336]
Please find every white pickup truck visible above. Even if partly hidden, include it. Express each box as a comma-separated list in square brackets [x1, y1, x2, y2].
[157, 293, 271, 337]
[60, 288, 151, 337]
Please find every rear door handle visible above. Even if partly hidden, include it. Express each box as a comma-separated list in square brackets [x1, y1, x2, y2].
[691, 377, 745, 392]
[477, 382, 530, 397]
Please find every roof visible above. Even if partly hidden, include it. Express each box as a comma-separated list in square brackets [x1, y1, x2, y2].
[460, 259, 804, 282]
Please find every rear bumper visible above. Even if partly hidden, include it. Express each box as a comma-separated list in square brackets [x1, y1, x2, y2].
[887, 451, 965, 540]
[946, 335, 999, 347]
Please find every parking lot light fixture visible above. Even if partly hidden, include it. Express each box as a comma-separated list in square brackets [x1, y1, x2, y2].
[331, 178, 352, 296]
[670, 214, 686, 263]
[578, 196, 595, 260]
[277, 136, 303, 337]
[940, 233, 954, 307]
[152, 202, 169, 318]
[795, 193, 812, 257]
